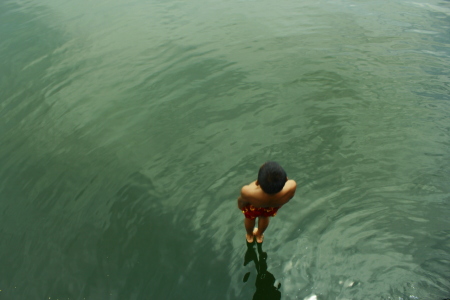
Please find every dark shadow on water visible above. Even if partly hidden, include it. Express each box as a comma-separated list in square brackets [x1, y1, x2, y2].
[243, 241, 281, 300]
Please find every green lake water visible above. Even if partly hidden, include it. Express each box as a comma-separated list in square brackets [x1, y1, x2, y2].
[1, 0, 449, 299]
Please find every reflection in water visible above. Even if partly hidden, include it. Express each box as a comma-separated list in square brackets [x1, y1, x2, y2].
[243, 241, 281, 300]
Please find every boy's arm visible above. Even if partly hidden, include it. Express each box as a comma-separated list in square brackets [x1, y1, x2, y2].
[237, 186, 250, 210]
[237, 196, 248, 210]
[277, 179, 297, 207]
[284, 179, 297, 202]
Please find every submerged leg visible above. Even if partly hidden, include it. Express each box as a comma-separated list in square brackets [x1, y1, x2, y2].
[244, 218, 256, 242]
[255, 217, 270, 243]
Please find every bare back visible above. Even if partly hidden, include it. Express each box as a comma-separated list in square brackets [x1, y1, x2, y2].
[238, 179, 297, 209]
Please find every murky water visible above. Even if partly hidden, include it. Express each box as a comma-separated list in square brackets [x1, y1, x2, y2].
[1, 0, 449, 299]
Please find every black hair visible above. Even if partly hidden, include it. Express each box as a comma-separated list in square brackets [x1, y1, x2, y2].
[257, 161, 287, 194]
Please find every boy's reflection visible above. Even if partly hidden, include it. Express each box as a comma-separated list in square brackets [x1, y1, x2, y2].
[243, 241, 281, 300]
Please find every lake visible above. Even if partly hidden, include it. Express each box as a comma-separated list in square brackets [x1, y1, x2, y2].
[0, 0, 449, 299]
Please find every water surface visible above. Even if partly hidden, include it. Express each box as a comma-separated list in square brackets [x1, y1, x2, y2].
[1, 0, 449, 299]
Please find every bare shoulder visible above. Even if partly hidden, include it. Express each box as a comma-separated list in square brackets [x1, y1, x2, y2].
[286, 179, 297, 192]
[240, 184, 253, 199]
[281, 179, 297, 203]
[241, 181, 260, 202]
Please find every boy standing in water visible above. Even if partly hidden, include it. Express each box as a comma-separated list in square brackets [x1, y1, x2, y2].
[238, 161, 297, 243]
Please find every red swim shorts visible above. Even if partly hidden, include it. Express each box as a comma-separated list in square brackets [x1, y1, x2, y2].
[242, 205, 280, 219]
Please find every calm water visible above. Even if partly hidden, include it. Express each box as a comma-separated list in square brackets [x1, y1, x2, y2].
[1, 0, 449, 299]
